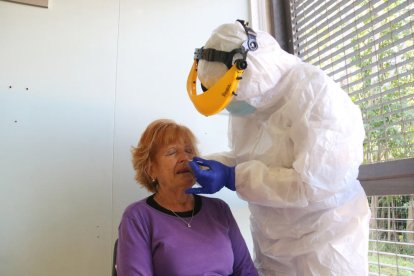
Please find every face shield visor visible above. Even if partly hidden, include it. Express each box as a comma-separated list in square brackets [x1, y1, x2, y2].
[186, 20, 258, 116]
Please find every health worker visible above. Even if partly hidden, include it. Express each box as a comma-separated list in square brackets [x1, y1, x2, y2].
[186, 20, 371, 275]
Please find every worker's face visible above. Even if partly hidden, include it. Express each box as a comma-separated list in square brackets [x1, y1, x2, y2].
[150, 140, 196, 191]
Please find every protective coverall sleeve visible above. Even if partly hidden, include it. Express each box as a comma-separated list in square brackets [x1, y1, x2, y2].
[235, 64, 365, 206]
[236, 160, 307, 207]
[203, 151, 238, 167]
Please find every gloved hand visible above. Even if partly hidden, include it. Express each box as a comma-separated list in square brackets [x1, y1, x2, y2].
[186, 156, 235, 194]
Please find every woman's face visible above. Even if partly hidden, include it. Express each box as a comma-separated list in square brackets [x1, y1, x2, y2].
[150, 139, 196, 191]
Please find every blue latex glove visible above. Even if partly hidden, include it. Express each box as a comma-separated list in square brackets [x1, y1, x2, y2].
[186, 156, 235, 194]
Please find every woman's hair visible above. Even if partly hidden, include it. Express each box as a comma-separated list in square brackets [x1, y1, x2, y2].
[131, 119, 199, 193]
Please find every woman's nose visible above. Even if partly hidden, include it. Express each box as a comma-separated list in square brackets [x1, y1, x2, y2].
[178, 151, 193, 162]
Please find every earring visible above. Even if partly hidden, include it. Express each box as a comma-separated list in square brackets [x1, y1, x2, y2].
[151, 177, 158, 191]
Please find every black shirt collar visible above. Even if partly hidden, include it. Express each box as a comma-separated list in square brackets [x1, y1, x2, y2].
[146, 194, 202, 217]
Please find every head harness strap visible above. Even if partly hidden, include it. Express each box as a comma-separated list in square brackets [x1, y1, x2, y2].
[236, 19, 258, 51]
[193, 20, 258, 70]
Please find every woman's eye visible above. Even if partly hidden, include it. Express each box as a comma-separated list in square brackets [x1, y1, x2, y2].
[166, 149, 177, 156]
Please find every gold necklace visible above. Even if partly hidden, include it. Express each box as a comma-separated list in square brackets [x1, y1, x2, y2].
[167, 207, 195, 228]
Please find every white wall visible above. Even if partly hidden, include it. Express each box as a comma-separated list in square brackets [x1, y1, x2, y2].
[0, 1, 251, 275]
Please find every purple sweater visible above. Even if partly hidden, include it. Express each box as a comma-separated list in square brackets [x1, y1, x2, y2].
[117, 195, 258, 276]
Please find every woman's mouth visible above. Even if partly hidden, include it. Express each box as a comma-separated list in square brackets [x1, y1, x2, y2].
[176, 168, 191, 174]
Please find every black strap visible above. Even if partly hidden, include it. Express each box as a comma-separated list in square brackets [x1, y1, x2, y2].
[193, 20, 258, 70]
[194, 47, 245, 69]
[236, 19, 258, 51]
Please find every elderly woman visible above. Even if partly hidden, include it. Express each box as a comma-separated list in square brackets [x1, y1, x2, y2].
[116, 119, 258, 276]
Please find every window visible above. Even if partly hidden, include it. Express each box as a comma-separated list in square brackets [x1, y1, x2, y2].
[289, 0, 414, 163]
[270, 0, 414, 274]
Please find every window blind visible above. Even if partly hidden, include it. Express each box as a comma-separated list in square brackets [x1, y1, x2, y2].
[289, 0, 414, 164]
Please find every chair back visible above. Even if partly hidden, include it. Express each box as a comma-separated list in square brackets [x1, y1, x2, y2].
[112, 239, 118, 276]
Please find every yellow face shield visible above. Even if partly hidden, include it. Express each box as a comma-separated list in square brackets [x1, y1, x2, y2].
[186, 19, 258, 117]
[186, 60, 245, 116]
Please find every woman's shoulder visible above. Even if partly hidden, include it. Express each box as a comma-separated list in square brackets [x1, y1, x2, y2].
[198, 195, 230, 210]
[122, 196, 152, 219]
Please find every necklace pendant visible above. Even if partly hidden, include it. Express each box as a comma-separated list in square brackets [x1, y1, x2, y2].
[187, 224, 191, 228]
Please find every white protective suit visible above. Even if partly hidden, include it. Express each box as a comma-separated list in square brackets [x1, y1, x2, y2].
[198, 22, 371, 275]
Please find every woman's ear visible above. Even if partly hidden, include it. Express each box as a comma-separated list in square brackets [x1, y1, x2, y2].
[146, 163, 154, 180]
